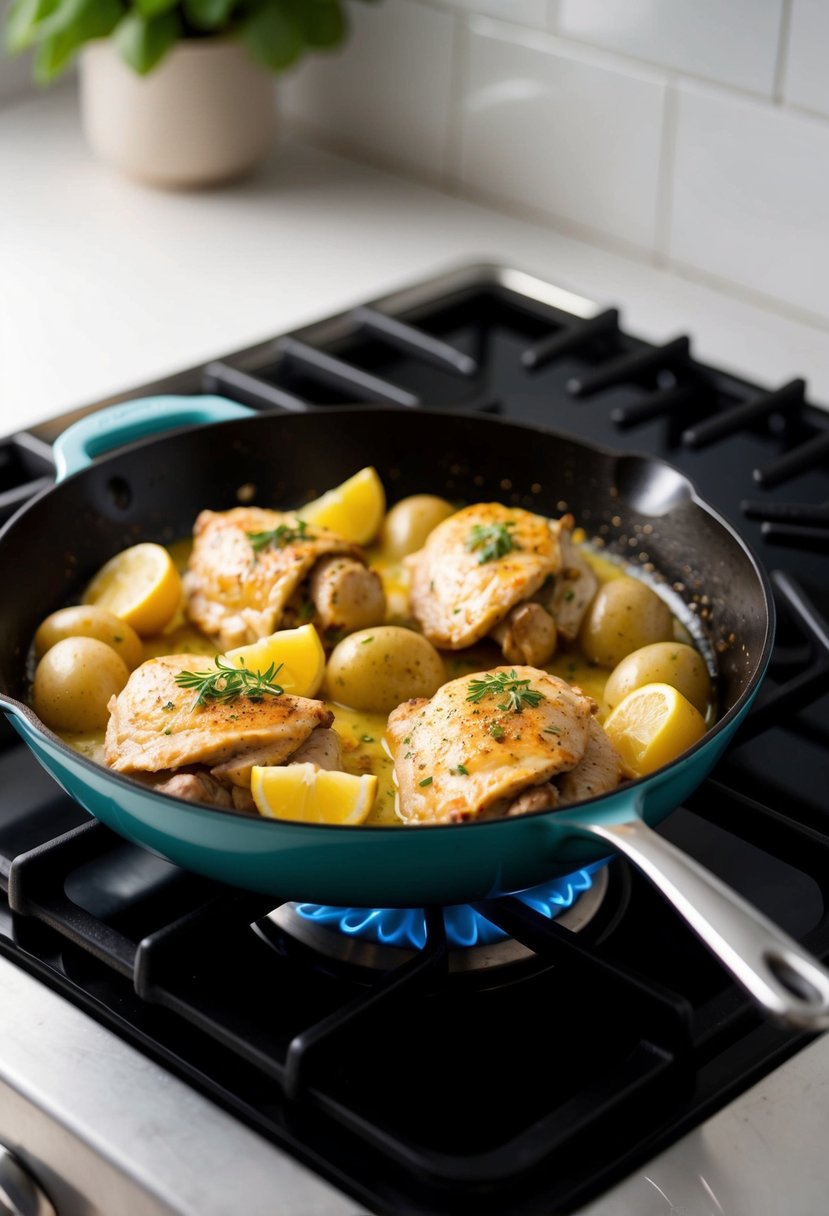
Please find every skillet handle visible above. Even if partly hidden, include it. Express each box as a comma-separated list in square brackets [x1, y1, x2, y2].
[576, 816, 829, 1031]
[53, 395, 254, 482]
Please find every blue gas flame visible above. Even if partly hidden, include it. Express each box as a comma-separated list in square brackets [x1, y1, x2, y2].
[295, 862, 606, 950]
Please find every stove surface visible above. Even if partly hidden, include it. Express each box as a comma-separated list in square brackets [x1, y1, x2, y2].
[2, 264, 828, 1215]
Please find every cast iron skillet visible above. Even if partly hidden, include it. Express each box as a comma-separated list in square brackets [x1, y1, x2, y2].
[1, 396, 828, 1030]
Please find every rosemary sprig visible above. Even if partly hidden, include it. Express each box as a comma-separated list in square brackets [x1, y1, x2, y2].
[465, 521, 517, 564]
[174, 656, 285, 709]
[466, 669, 546, 714]
[247, 518, 311, 553]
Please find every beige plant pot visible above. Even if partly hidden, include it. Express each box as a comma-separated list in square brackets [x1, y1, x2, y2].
[79, 39, 276, 188]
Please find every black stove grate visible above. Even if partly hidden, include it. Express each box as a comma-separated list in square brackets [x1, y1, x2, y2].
[3, 265, 829, 1214]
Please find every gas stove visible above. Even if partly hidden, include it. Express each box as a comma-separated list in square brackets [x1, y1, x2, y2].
[2, 264, 829, 1216]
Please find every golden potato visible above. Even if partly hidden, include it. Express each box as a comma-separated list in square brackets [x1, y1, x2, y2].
[34, 605, 143, 670]
[604, 642, 712, 715]
[380, 495, 456, 560]
[580, 576, 673, 669]
[33, 637, 130, 733]
[325, 626, 445, 714]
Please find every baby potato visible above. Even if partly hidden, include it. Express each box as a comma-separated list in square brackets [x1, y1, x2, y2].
[325, 626, 445, 714]
[33, 637, 130, 733]
[580, 576, 673, 669]
[380, 495, 456, 560]
[34, 605, 143, 670]
[604, 642, 712, 715]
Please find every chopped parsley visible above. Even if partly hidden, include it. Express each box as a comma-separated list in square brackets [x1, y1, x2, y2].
[419, 776, 433, 787]
[489, 723, 505, 739]
[361, 636, 374, 645]
[465, 521, 518, 564]
[454, 764, 469, 776]
[162, 701, 175, 711]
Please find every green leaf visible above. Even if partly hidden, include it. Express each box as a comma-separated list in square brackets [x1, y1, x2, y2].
[114, 9, 179, 75]
[5, 0, 62, 52]
[134, 0, 179, 18]
[183, 0, 237, 31]
[33, 0, 121, 80]
[290, 0, 346, 49]
[241, 0, 303, 72]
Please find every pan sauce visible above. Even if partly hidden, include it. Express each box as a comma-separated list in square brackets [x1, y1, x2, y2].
[58, 537, 711, 828]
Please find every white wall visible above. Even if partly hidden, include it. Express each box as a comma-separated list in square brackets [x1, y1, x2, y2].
[284, 0, 829, 332]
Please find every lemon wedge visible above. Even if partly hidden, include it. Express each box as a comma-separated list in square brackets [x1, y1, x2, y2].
[251, 763, 377, 825]
[83, 543, 182, 637]
[603, 682, 707, 778]
[224, 624, 325, 698]
[297, 467, 385, 545]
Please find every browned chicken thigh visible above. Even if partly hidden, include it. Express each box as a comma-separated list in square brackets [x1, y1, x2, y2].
[184, 507, 385, 649]
[386, 666, 613, 824]
[408, 504, 596, 663]
[104, 654, 336, 803]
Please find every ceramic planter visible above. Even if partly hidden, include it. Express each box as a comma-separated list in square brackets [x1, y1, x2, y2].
[79, 38, 276, 188]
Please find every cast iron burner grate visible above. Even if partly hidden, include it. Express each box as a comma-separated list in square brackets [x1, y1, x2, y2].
[3, 264, 829, 1215]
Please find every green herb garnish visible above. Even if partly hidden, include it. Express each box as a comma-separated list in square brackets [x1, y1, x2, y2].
[174, 656, 285, 709]
[489, 723, 505, 739]
[162, 701, 175, 711]
[544, 726, 561, 735]
[465, 521, 517, 564]
[419, 776, 433, 787]
[467, 669, 546, 714]
[455, 764, 469, 776]
[247, 518, 311, 553]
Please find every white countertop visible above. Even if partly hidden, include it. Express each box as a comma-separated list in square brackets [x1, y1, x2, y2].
[2, 87, 829, 435]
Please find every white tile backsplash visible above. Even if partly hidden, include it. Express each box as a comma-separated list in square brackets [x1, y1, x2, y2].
[277, 0, 829, 331]
[282, 0, 457, 178]
[558, 0, 785, 96]
[438, 0, 548, 28]
[670, 84, 829, 323]
[459, 22, 666, 251]
[784, 0, 829, 118]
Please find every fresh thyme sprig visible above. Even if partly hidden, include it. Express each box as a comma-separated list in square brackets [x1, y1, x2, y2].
[465, 521, 517, 564]
[174, 657, 285, 709]
[247, 518, 311, 553]
[466, 669, 546, 714]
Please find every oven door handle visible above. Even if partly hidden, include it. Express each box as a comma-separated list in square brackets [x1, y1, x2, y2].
[0, 1145, 56, 1216]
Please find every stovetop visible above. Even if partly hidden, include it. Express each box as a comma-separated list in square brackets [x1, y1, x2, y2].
[2, 265, 829, 1215]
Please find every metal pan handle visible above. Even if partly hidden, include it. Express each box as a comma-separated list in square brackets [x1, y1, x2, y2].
[571, 815, 829, 1031]
[53, 395, 254, 482]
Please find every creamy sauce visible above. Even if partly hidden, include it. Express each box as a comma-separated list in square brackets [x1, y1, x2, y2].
[57, 534, 709, 826]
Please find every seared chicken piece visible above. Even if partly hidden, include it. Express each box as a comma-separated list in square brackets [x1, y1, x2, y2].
[556, 718, 623, 806]
[542, 519, 598, 642]
[309, 555, 386, 635]
[386, 666, 595, 824]
[104, 654, 333, 789]
[184, 507, 385, 648]
[135, 768, 236, 809]
[491, 602, 558, 667]
[408, 504, 594, 662]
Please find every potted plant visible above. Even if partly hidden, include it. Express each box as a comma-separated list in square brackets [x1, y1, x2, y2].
[4, 0, 377, 187]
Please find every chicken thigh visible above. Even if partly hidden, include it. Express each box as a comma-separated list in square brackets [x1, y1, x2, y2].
[184, 507, 385, 649]
[104, 653, 334, 795]
[408, 504, 596, 662]
[386, 666, 597, 824]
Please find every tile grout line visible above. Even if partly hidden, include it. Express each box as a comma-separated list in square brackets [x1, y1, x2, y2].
[772, 0, 795, 103]
[441, 11, 468, 193]
[654, 76, 679, 267]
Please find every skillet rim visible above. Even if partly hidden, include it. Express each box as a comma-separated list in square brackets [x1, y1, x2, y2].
[0, 406, 776, 834]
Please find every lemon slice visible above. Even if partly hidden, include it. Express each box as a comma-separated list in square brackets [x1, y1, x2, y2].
[603, 682, 707, 778]
[224, 624, 325, 698]
[83, 543, 182, 637]
[251, 763, 377, 825]
[297, 467, 385, 545]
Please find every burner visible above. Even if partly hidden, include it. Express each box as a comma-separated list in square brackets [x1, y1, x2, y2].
[269, 864, 610, 973]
